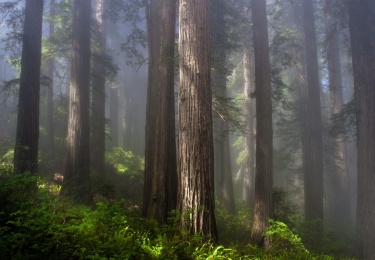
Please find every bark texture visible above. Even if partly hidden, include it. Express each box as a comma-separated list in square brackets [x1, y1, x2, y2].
[63, 0, 91, 201]
[348, 1, 375, 258]
[143, 0, 177, 224]
[250, 0, 273, 247]
[178, 0, 217, 241]
[302, 0, 324, 221]
[14, 0, 44, 174]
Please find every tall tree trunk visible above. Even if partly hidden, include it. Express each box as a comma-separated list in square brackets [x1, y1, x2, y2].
[302, 0, 324, 221]
[143, 0, 160, 217]
[46, 0, 55, 156]
[242, 22, 256, 208]
[143, 0, 177, 224]
[91, 0, 106, 175]
[110, 82, 119, 148]
[324, 0, 352, 234]
[250, 0, 273, 247]
[348, 1, 375, 258]
[63, 0, 91, 201]
[178, 0, 217, 241]
[14, 0, 44, 174]
[290, 0, 308, 206]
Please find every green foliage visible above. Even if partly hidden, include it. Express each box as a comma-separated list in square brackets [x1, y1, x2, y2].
[0, 148, 14, 175]
[265, 219, 309, 257]
[0, 174, 351, 259]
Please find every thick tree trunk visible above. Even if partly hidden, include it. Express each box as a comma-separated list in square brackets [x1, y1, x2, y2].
[46, 0, 55, 156]
[143, 0, 177, 224]
[324, 0, 352, 234]
[178, 0, 217, 241]
[348, 1, 375, 258]
[91, 0, 106, 175]
[301, 0, 324, 221]
[63, 0, 91, 201]
[14, 0, 44, 174]
[250, 0, 273, 247]
[242, 34, 256, 208]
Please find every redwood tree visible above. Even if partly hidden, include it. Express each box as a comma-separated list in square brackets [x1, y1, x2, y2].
[324, 0, 352, 234]
[13, 0, 44, 174]
[302, 0, 324, 221]
[46, 0, 55, 156]
[143, 0, 177, 224]
[178, 0, 217, 241]
[63, 0, 91, 201]
[91, 0, 106, 175]
[250, 0, 273, 247]
[348, 0, 375, 258]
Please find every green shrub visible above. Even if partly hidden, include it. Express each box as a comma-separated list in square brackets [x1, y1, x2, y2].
[0, 149, 14, 175]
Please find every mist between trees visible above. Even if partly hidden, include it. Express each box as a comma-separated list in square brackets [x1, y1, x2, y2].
[0, 0, 373, 259]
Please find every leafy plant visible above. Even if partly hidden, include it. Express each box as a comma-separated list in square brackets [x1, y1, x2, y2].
[0, 149, 14, 175]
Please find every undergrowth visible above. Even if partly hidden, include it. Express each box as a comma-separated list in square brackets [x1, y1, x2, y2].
[0, 173, 354, 260]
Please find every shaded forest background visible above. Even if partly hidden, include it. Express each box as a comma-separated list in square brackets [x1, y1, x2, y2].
[0, 0, 374, 259]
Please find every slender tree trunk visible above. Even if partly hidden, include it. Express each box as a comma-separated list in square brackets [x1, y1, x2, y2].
[348, 1, 375, 258]
[14, 0, 44, 174]
[123, 86, 133, 151]
[178, 0, 217, 241]
[213, 78, 236, 214]
[46, 0, 55, 156]
[242, 29, 256, 208]
[143, 0, 177, 224]
[250, 0, 273, 247]
[91, 0, 106, 175]
[110, 82, 119, 148]
[302, 0, 324, 221]
[63, 0, 91, 201]
[211, 1, 236, 215]
[324, 0, 352, 233]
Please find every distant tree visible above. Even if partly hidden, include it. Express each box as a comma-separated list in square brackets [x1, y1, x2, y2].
[324, 0, 352, 234]
[91, 0, 106, 175]
[13, 0, 44, 174]
[46, 0, 55, 156]
[178, 0, 217, 241]
[109, 81, 119, 148]
[63, 0, 91, 201]
[348, 1, 375, 258]
[301, 0, 324, 221]
[143, 0, 177, 224]
[250, 0, 273, 247]
[211, 0, 236, 215]
[242, 2, 256, 208]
